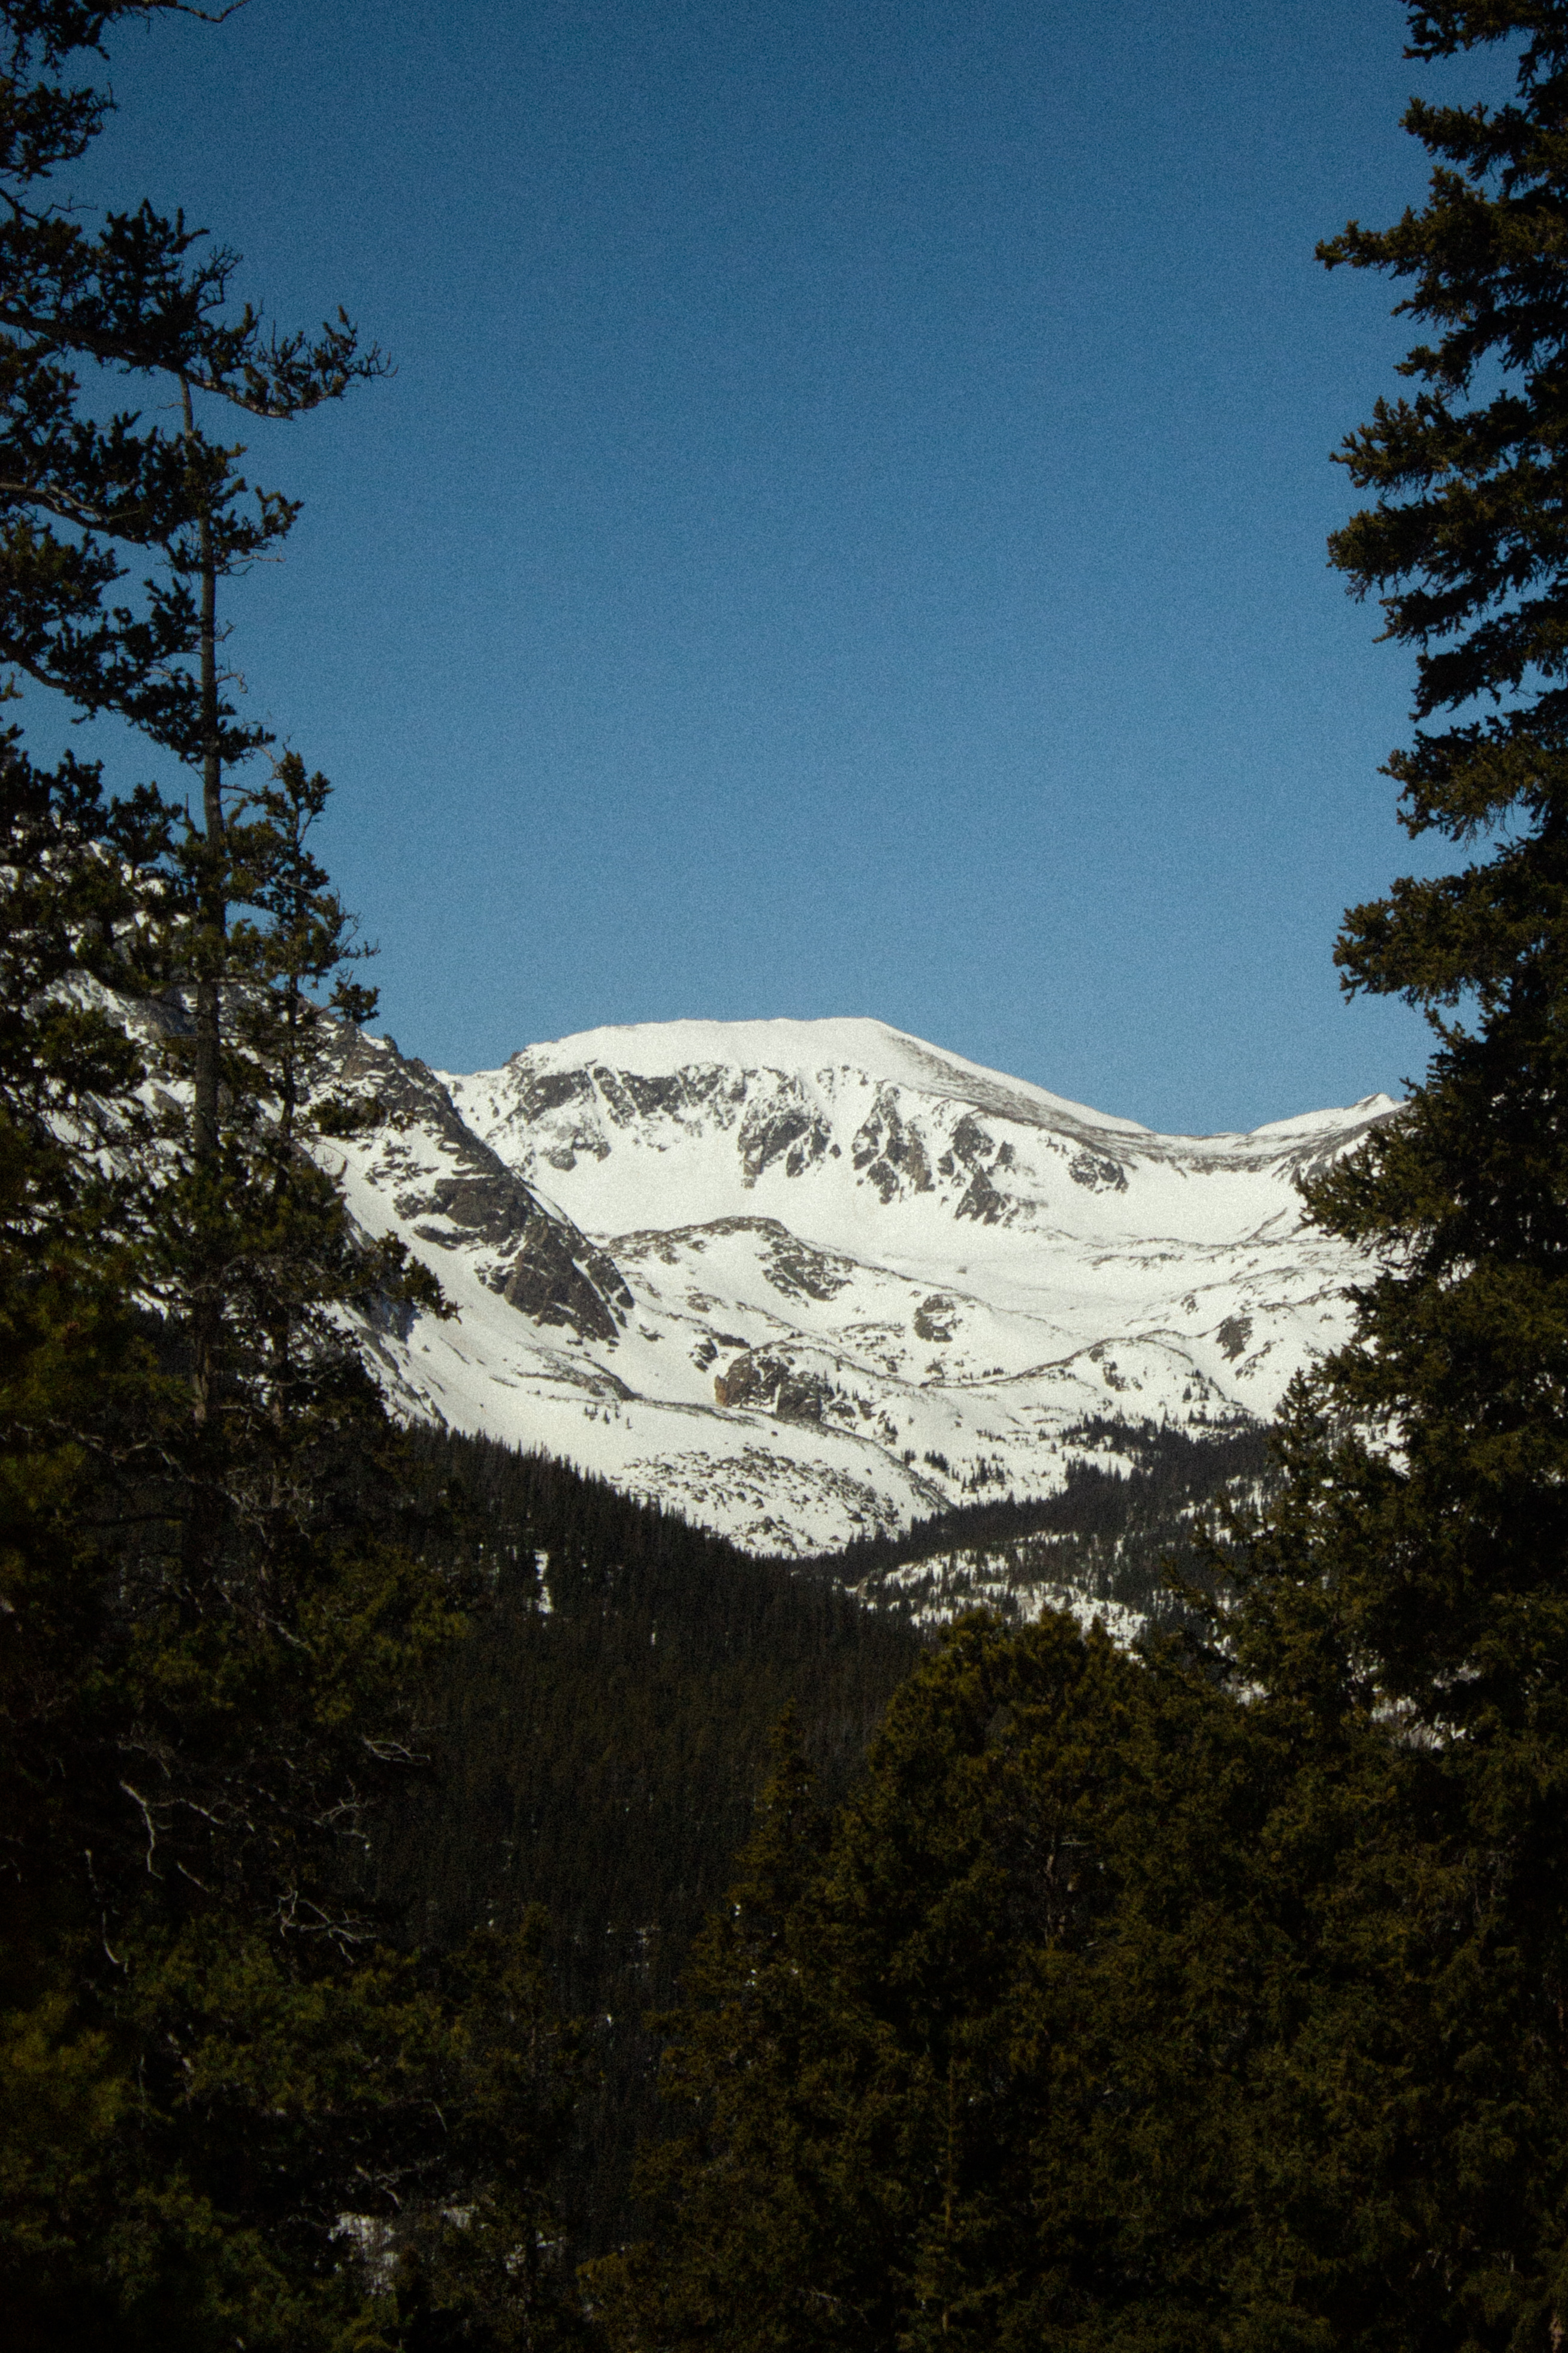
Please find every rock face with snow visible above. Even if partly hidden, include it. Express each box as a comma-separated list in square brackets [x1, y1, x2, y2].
[328, 1016, 1397, 1556]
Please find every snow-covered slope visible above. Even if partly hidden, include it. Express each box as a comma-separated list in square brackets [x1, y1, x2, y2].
[327, 1016, 1397, 1555]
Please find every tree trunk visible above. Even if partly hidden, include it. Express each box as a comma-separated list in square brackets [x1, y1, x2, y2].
[183, 376, 223, 1433]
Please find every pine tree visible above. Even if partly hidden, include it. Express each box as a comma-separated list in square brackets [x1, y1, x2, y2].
[0, 11, 585, 2343]
[1219, 4, 1568, 2339]
[0, 0, 391, 1435]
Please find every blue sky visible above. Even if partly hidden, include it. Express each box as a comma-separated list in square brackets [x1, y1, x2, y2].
[52, 0, 1503, 1129]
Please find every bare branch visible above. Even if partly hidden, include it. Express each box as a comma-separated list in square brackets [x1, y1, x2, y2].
[118, 1779, 161, 1873]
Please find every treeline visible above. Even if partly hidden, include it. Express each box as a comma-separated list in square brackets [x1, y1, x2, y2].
[798, 1416, 1274, 1627]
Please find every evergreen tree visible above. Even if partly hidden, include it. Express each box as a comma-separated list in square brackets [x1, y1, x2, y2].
[586, 1711, 832, 2348]
[0, 11, 587, 2344]
[0, 0, 391, 1426]
[1220, 2, 1568, 2339]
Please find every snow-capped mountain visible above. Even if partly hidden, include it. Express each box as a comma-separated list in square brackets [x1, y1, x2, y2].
[327, 1016, 1397, 1556]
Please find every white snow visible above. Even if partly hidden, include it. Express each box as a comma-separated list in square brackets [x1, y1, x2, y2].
[333, 1016, 1400, 1556]
[503, 1016, 1158, 1138]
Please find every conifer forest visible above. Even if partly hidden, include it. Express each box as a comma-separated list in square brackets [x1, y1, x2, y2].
[16, 1, 1568, 2345]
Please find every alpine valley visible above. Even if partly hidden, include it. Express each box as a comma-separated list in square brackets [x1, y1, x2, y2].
[317, 1015, 1397, 1559]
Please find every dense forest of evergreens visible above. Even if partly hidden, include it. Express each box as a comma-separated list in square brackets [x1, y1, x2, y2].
[369, 1419, 1268, 2255]
[373, 1430, 921, 2254]
[14, 3, 1568, 2348]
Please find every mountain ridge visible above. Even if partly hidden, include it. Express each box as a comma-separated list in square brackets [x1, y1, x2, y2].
[325, 1015, 1398, 1553]
[485, 1015, 1397, 1149]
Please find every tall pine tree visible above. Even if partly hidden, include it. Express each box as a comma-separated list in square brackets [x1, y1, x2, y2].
[0, 11, 588, 2345]
[1223, 4, 1568, 2340]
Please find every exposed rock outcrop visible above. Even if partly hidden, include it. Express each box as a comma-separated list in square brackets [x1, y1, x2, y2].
[333, 1031, 633, 1345]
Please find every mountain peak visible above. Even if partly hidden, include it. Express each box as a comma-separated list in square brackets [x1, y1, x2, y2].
[494, 1014, 1151, 1133]
[486, 1015, 1394, 1148]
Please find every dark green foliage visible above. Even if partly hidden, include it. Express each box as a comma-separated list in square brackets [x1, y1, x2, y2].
[0, 10, 583, 2346]
[0, 1299, 596, 2346]
[376, 1429, 921, 2257]
[803, 1417, 1273, 1630]
[588, 1610, 1402, 2353]
[1210, 3, 1568, 2339]
[2, 1909, 591, 2351]
[0, 2, 384, 762]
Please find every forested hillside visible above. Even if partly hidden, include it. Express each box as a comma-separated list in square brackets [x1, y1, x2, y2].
[798, 1417, 1273, 1631]
[370, 1418, 1267, 2253]
[374, 1430, 920, 2251]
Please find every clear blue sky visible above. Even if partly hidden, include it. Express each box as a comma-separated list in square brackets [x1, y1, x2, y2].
[53, 0, 1501, 1130]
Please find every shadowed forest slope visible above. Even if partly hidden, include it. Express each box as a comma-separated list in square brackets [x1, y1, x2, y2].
[373, 1421, 1258, 2248]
